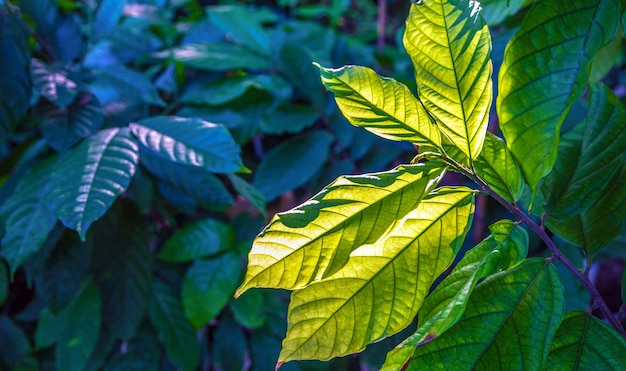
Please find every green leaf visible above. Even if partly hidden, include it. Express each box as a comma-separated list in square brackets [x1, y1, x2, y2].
[404, 258, 564, 371]
[161, 42, 271, 71]
[103, 322, 160, 371]
[497, 0, 619, 193]
[0, 316, 38, 370]
[93, 0, 127, 40]
[0, 259, 6, 306]
[228, 174, 266, 216]
[277, 187, 474, 362]
[475, 132, 524, 203]
[239, 162, 447, 294]
[31, 59, 78, 108]
[182, 252, 243, 328]
[542, 83, 626, 219]
[48, 127, 139, 239]
[231, 290, 266, 329]
[261, 104, 319, 134]
[545, 311, 626, 370]
[181, 74, 290, 106]
[148, 280, 199, 371]
[0, 157, 57, 274]
[130, 116, 246, 173]
[35, 308, 63, 349]
[480, 0, 532, 26]
[99, 65, 165, 107]
[277, 42, 327, 112]
[252, 131, 333, 202]
[546, 163, 626, 256]
[589, 27, 623, 81]
[208, 5, 272, 55]
[382, 220, 529, 370]
[56, 281, 102, 371]
[157, 219, 235, 262]
[317, 64, 440, 147]
[211, 312, 248, 371]
[404, 0, 492, 163]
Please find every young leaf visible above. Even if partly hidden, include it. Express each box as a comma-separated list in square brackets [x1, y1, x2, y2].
[474, 132, 524, 203]
[130, 116, 246, 174]
[277, 187, 475, 363]
[381, 220, 529, 370]
[157, 219, 235, 262]
[316, 64, 440, 147]
[238, 163, 447, 294]
[497, 0, 619, 193]
[545, 311, 626, 370]
[404, 258, 564, 371]
[542, 83, 626, 219]
[182, 252, 243, 329]
[404, 0, 492, 163]
[47, 127, 139, 239]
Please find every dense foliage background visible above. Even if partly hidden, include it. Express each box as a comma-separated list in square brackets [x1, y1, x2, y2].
[0, 0, 624, 370]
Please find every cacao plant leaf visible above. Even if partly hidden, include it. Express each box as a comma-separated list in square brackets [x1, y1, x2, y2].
[93, 0, 127, 41]
[31, 59, 78, 109]
[0, 316, 38, 370]
[404, 0, 492, 163]
[160, 42, 271, 71]
[475, 132, 524, 203]
[227, 174, 266, 216]
[157, 219, 235, 262]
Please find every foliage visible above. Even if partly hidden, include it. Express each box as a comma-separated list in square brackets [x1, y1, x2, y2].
[238, 0, 626, 369]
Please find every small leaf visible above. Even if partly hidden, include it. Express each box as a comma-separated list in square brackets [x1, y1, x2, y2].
[475, 133, 524, 203]
[161, 42, 271, 71]
[239, 163, 447, 294]
[182, 253, 243, 328]
[278, 187, 475, 362]
[130, 116, 246, 173]
[48, 127, 139, 239]
[148, 280, 199, 371]
[405, 259, 564, 371]
[31, 59, 78, 108]
[317, 64, 440, 147]
[0, 316, 38, 370]
[545, 311, 626, 370]
[157, 219, 235, 262]
[404, 0, 493, 163]
[252, 131, 333, 202]
[228, 174, 266, 216]
[497, 0, 619, 193]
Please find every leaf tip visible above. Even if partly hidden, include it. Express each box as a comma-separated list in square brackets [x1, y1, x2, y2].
[275, 361, 285, 370]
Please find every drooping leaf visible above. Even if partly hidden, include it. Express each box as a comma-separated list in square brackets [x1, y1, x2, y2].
[0, 316, 38, 370]
[497, 0, 619, 193]
[404, 0, 493, 163]
[130, 116, 246, 173]
[252, 131, 333, 202]
[545, 311, 626, 370]
[228, 174, 266, 216]
[31, 59, 78, 109]
[56, 281, 102, 371]
[277, 187, 475, 362]
[542, 83, 626, 219]
[160, 42, 271, 71]
[211, 312, 248, 371]
[148, 280, 199, 371]
[0, 157, 58, 274]
[404, 258, 564, 371]
[381, 220, 529, 370]
[157, 219, 235, 262]
[93, 0, 127, 40]
[317, 64, 440, 147]
[182, 252, 243, 328]
[47, 127, 139, 239]
[239, 163, 447, 294]
[475, 132, 524, 203]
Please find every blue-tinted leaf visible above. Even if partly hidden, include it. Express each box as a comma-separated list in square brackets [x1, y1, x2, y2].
[0, 316, 38, 370]
[35, 308, 63, 349]
[84, 24, 162, 68]
[182, 74, 290, 106]
[31, 59, 78, 108]
[261, 104, 319, 134]
[158, 219, 235, 262]
[481, 0, 533, 26]
[211, 312, 247, 371]
[103, 322, 160, 371]
[228, 174, 266, 216]
[99, 65, 165, 106]
[93, 0, 127, 40]
[277, 42, 327, 112]
[0, 259, 6, 306]
[161, 42, 271, 71]
[208, 5, 273, 54]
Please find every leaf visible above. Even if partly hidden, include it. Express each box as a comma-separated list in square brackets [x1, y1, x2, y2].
[0, 316, 38, 370]
[381, 220, 529, 370]
[261, 104, 319, 134]
[252, 131, 333, 202]
[277, 42, 327, 112]
[545, 311, 626, 370]
[0, 259, 6, 306]
[161, 42, 271, 71]
[130, 116, 246, 173]
[181, 74, 290, 106]
[157, 219, 235, 262]
[480, 0, 532, 26]
[542, 83, 626, 219]
[475, 132, 525, 203]
[228, 174, 266, 216]
[47, 127, 139, 239]
[93, 0, 127, 40]
[208, 5, 272, 55]
[404, 0, 492, 163]
[182, 252, 243, 328]
[317, 64, 440, 147]
[239, 162, 447, 294]
[589, 27, 623, 81]
[211, 312, 248, 371]
[0, 157, 58, 274]
[497, 0, 619, 193]
[35, 308, 63, 349]
[404, 258, 564, 371]
[277, 187, 475, 362]
[31, 59, 78, 108]
[99, 65, 165, 106]
[56, 281, 102, 371]
[103, 322, 160, 371]
[231, 290, 266, 329]
[148, 280, 199, 371]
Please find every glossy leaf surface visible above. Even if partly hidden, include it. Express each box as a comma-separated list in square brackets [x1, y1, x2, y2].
[162, 43, 271, 71]
[404, 0, 492, 163]
[277, 187, 474, 362]
[31, 59, 78, 108]
[475, 132, 524, 203]
[497, 0, 619, 193]
[239, 163, 447, 294]
[158, 219, 235, 262]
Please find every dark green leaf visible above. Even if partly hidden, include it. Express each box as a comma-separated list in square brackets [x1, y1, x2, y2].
[253, 131, 334, 202]
[99, 65, 165, 107]
[497, 0, 619, 193]
[228, 173, 266, 216]
[35, 308, 63, 349]
[212, 312, 248, 371]
[161, 42, 271, 71]
[277, 42, 326, 112]
[261, 104, 319, 134]
[48, 127, 139, 239]
[404, 259, 564, 371]
[31, 59, 78, 109]
[182, 252, 243, 328]
[0, 259, 6, 306]
[130, 116, 246, 173]
[103, 322, 160, 371]
[0, 316, 38, 370]
[148, 280, 199, 371]
[231, 290, 266, 329]
[158, 219, 235, 262]
[475, 133, 524, 203]
[250, 329, 283, 371]
[545, 311, 626, 370]
[93, 0, 127, 40]
[208, 5, 273, 54]
[181, 74, 290, 106]
[480, 0, 533, 26]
